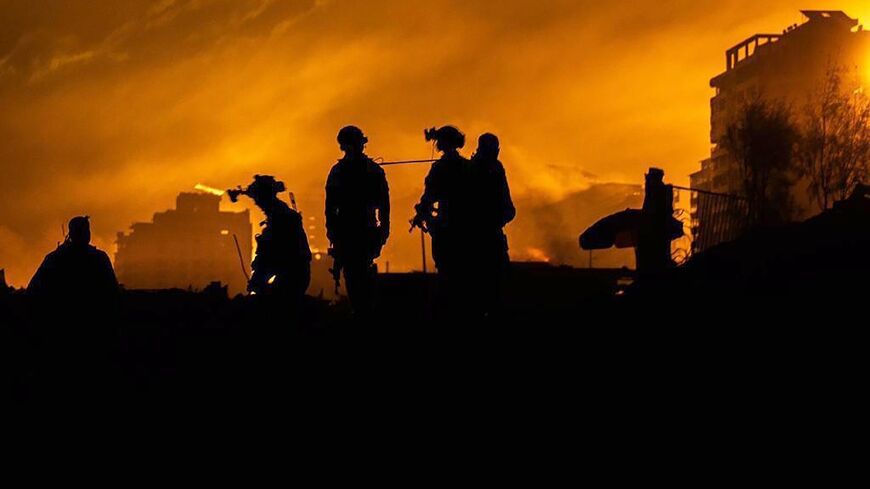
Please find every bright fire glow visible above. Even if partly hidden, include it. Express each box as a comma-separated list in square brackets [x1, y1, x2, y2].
[865, 49, 870, 88]
[194, 184, 225, 196]
[524, 247, 551, 263]
[4, 3, 870, 286]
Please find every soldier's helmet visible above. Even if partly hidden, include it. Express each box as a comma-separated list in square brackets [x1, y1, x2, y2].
[477, 133, 499, 156]
[68, 216, 91, 245]
[246, 175, 286, 200]
[337, 125, 368, 148]
[424, 125, 465, 151]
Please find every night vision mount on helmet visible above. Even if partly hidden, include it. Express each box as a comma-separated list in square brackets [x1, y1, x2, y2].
[227, 175, 286, 203]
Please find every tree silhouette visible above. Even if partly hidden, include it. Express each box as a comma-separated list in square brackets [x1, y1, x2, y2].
[796, 66, 870, 211]
[723, 97, 799, 226]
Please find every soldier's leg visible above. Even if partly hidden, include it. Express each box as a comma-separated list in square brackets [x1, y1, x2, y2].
[446, 255, 476, 319]
[484, 237, 511, 318]
[477, 255, 503, 319]
[433, 264, 452, 321]
[343, 259, 376, 316]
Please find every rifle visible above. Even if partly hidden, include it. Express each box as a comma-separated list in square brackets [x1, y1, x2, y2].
[409, 215, 426, 233]
[328, 246, 342, 295]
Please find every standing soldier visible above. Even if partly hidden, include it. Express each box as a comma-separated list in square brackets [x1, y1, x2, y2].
[470, 133, 515, 316]
[636, 168, 680, 275]
[411, 125, 473, 315]
[229, 175, 311, 302]
[325, 126, 390, 316]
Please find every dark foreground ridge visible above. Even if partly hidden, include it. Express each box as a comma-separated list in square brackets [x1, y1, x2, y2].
[2, 264, 629, 402]
[2, 191, 867, 406]
[2, 188, 869, 417]
[633, 185, 870, 311]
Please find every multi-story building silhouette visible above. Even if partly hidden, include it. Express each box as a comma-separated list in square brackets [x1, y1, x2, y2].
[690, 10, 870, 251]
[115, 192, 252, 295]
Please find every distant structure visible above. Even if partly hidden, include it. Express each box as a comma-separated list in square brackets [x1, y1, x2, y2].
[690, 10, 870, 251]
[115, 192, 252, 295]
[512, 182, 644, 269]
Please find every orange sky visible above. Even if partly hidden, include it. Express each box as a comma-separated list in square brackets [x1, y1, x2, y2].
[2, 0, 870, 286]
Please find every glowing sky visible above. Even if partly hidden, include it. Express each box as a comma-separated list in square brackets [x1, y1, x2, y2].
[1, 0, 869, 286]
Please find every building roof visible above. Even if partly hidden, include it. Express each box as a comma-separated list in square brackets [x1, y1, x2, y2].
[799, 10, 857, 26]
[710, 10, 862, 87]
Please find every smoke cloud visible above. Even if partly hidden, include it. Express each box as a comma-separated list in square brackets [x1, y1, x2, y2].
[1, 0, 868, 285]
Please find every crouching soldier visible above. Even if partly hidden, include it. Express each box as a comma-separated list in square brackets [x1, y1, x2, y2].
[229, 175, 311, 303]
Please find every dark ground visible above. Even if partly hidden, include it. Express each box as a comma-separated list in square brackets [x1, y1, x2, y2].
[1, 264, 631, 401]
[1, 204, 866, 462]
[2, 257, 861, 412]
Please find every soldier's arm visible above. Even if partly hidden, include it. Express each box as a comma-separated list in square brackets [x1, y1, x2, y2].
[248, 265, 267, 293]
[411, 168, 436, 230]
[295, 212, 312, 261]
[325, 167, 338, 243]
[414, 162, 442, 217]
[98, 251, 120, 294]
[379, 172, 391, 242]
[497, 162, 516, 225]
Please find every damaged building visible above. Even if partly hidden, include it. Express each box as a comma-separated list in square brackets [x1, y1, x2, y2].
[115, 192, 252, 295]
[690, 10, 870, 251]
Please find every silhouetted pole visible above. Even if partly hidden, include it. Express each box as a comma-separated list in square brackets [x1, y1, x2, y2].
[421, 229, 428, 274]
[378, 159, 437, 167]
[232, 234, 250, 282]
[589, 250, 593, 269]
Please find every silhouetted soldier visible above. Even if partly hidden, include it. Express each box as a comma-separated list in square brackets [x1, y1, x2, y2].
[230, 175, 311, 301]
[325, 126, 390, 316]
[412, 126, 474, 315]
[636, 168, 677, 274]
[27, 216, 119, 306]
[0, 269, 8, 318]
[27, 217, 121, 393]
[0, 269, 8, 296]
[470, 133, 516, 316]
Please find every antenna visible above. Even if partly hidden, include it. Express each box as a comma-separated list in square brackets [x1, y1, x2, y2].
[232, 234, 250, 283]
